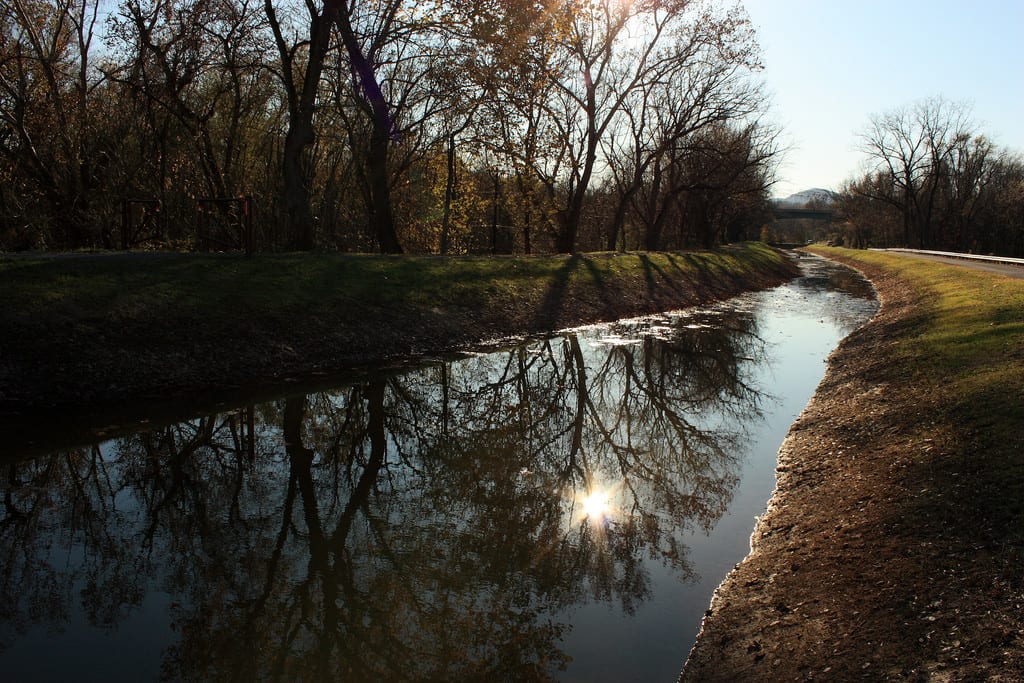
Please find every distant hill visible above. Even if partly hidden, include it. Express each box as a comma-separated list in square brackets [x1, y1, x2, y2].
[773, 188, 839, 208]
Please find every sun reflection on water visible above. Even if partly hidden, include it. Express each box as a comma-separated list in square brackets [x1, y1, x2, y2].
[575, 482, 622, 525]
[581, 490, 611, 520]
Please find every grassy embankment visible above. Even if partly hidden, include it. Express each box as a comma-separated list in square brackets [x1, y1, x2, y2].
[813, 247, 1024, 543]
[0, 242, 795, 421]
[812, 246, 1024, 673]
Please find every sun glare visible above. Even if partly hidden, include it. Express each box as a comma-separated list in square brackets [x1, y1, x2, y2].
[570, 478, 623, 527]
[581, 490, 611, 520]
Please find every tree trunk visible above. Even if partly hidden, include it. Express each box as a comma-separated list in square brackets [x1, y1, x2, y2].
[607, 185, 639, 251]
[439, 133, 456, 255]
[644, 215, 664, 251]
[330, 1, 402, 254]
[557, 65, 599, 254]
[515, 172, 533, 254]
[282, 122, 316, 251]
[266, 2, 333, 252]
[560, 158, 594, 253]
[523, 209, 532, 255]
[491, 171, 500, 254]
[368, 123, 402, 253]
[557, 208, 579, 254]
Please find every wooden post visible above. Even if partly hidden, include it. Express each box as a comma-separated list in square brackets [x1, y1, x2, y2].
[121, 200, 129, 251]
[491, 171, 500, 254]
[243, 195, 254, 257]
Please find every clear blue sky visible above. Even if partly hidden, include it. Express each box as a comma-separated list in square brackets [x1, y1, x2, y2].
[744, 0, 1024, 197]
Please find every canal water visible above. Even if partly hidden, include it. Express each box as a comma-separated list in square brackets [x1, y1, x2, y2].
[0, 254, 876, 682]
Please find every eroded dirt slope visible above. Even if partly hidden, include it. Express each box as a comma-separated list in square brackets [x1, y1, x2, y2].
[682, 257, 1024, 681]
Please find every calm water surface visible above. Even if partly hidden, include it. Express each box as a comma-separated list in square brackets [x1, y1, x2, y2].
[0, 254, 876, 681]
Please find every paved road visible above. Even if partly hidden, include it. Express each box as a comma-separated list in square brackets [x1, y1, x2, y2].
[881, 250, 1024, 279]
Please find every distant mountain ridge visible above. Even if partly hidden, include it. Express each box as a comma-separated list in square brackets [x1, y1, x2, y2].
[773, 188, 838, 208]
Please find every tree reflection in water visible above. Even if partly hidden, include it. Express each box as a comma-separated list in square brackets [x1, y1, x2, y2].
[0, 306, 767, 680]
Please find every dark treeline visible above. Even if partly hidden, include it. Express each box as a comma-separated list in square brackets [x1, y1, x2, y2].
[838, 96, 1024, 256]
[0, 0, 778, 254]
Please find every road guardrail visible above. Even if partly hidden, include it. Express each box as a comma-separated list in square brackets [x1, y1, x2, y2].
[874, 248, 1024, 267]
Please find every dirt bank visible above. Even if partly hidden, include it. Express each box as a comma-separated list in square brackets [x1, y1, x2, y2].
[682, 253, 1024, 681]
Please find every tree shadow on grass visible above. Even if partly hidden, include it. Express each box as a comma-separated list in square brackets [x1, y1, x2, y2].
[639, 254, 693, 301]
[537, 253, 703, 332]
[534, 254, 585, 330]
[900, 380, 1024, 566]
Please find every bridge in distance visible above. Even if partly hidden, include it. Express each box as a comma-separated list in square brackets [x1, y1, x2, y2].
[771, 207, 836, 221]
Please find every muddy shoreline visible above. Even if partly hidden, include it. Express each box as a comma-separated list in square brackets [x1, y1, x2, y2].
[682, 251, 1024, 681]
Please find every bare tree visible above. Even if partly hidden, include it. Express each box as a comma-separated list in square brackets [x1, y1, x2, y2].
[113, 0, 268, 195]
[603, 39, 770, 251]
[484, 0, 761, 253]
[858, 96, 973, 248]
[0, 0, 111, 246]
[263, 0, 337, 250]
[845, 97, 1024, 255]
[324, 0, 471, 254]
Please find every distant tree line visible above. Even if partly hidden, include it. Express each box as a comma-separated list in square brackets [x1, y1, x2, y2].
[0, 0, 778, 253]
[838, 97, 1024, 256]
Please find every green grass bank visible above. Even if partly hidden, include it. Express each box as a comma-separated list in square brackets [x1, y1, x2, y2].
[813, 246, 1024, 557]
[0, 243, 796, 421]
